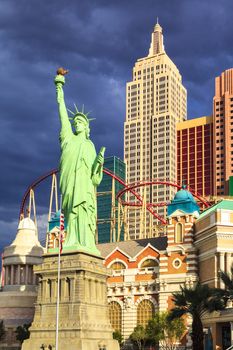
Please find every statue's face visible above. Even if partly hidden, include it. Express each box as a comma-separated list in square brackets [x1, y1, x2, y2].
[74, 118, 87, 134]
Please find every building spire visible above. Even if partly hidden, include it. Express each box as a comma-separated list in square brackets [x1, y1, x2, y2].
[148, 20, 165, 56]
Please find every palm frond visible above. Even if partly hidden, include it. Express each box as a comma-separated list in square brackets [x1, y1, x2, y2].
[168, 307, 187, 321]
[220, 270, 233, 290]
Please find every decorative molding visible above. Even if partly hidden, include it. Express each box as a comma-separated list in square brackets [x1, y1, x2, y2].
[134, 295, 158, 309]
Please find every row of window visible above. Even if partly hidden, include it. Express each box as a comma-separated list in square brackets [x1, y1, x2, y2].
[109, 299, 155, 332]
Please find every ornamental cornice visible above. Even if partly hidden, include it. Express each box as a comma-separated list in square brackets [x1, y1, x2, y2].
[216, 233, 233, 239]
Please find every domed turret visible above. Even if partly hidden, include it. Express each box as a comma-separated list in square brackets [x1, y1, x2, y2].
[167, 185, 200, 217]
[10, 217, 42, 253]
[173, 188, 195, 202]
[3, 217, 44, 292]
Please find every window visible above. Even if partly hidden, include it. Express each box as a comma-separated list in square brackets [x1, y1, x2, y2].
[110, 262, 126, 270]
[140, 259, 158, 273]
[175, 223, 183, 243]
[109, 302, 122, 332]
[54, 238, 59, 248]
[141, 259, 158, 269]
[173, 258, 182, 269]
[137, 300, 155, 327]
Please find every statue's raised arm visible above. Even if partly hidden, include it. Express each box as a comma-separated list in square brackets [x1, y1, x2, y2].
[54, 68, 72, 143]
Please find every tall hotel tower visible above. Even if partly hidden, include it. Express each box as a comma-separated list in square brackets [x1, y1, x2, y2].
[124, 23, 187, 239]
[213, 68, 233, 196]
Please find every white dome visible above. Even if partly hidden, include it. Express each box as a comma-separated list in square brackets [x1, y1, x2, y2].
[11, 218, 41, 249]
[17, 217, 36, 231]
[3, 217, 44, 275]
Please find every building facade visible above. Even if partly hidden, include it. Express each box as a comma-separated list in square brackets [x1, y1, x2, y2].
[98, 187, 200, 348]
[97, 156, 126, 244]
[0, 218, 43, 349]
[3, 192, 233, 349]
[213, 68, 233, 196]
[124, 22, 187, 239]
[99, 196, 233, 350]
[177, 116, 213, 197]
[195, 200, 233, 349]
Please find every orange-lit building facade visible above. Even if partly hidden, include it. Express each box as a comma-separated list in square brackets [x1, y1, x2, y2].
[177, 116, 213, 197]
[213, 68, 233, 196]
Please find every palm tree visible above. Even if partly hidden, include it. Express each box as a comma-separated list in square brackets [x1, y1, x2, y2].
[219, 265, 233, 301]
[169, 283, 225, 350]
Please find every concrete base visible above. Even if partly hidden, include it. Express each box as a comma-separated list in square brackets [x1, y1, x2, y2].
[23, 338, 119, 350]
[22, 250, 119, 350]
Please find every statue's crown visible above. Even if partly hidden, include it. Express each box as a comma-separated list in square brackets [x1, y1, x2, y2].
[68, 104, 95, 124]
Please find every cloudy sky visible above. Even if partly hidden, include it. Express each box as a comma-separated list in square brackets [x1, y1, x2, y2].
[0, 0, 232, 251]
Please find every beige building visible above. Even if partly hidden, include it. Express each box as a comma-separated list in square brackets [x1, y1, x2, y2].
[0, 218, 44, 349]
[195, 200, 233, 349]
[213, 68, 233, 196]
[124, 22, 187, 239]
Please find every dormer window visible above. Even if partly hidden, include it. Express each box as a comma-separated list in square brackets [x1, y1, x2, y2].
[140, 259, 158, 273]
[175, 223, 183, 243]
[111, 262, 126, 270]
[110, 261, 126, 276]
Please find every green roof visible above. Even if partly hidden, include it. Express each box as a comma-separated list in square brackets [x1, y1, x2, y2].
[197, 199, 233, 220]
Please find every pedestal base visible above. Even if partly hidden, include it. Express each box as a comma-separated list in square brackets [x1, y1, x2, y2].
[22, 251, 119, 350]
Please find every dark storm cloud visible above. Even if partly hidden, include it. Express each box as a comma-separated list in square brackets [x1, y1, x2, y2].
[0, 0, 233, 251]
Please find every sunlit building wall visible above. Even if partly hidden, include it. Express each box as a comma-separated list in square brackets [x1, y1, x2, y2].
[213, 68, 233, 195]
[124, 23, 187, 239]
[177, 116, 213, 197]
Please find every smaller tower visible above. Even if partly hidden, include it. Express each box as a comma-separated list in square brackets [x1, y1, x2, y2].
[158, 187, 200, 349]
[167, 186, 200, 247]
[0, 218, 44, 347]
[148, 21, 165, 56]
[3, 218, 44, 291]
[165, 187, 200, 278]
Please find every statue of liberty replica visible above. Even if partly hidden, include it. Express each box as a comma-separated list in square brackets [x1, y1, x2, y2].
[22, 69, 119, 350]
[55, 68, 104, 255]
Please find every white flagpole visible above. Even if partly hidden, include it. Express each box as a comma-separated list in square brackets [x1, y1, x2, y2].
[55, 195, 62, 350]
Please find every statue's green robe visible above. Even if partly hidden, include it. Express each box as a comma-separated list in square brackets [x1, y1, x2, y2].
[59, 127, 99, 253]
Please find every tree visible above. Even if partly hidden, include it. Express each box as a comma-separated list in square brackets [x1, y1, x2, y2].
[146, 311, 185, 350]
[130, 325, 147, 350]
[169, 283, 226, 350]
[0, 320, 6, 342]
[219, 264, 233, 301]
[15, 323, 31, 344]
[113, 330, 123, 347]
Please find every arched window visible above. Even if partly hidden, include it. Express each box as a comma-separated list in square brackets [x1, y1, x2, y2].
[109, 301, 122, 332]
[141, 259, 158, 269]
[175, 223, 183, 243]
[137, 299, 155, 327]
[110, 261, 126, 270]
[54, 238, 59, 248]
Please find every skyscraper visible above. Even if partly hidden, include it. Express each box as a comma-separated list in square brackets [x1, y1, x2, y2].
[213, 68, 233, 195]
[177, 116, 213, 197]
[124, 23, 187, 239]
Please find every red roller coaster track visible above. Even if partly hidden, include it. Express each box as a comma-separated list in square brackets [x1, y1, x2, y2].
[20, 168, 211, 225]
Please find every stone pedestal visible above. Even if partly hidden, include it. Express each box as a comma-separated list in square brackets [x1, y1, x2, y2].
[22, 251, 119, 350]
